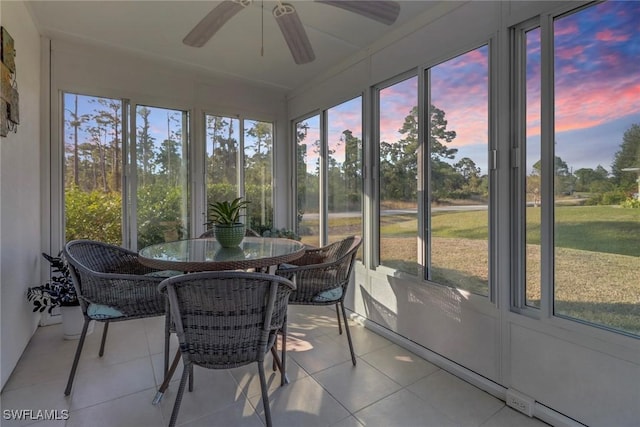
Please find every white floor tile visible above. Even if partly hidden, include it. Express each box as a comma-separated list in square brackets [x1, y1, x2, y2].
[156, 368, 247, 426]
[1, 305, 556, 427]
[66, 387, 164, 427]
[178, 399, 263, 427]
[312, 360, 402, 413]
[0, 379, 70, 427]
[354, 388, 457, 427]
[408, 369, 505, 427]
[249, 376, 350, 427]
[69, 356, 156, 410]
[360, 343, 440, 386]
[480, 406, 551, 427]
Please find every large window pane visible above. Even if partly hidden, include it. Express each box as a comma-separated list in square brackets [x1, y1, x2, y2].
[136, 105, 189, 249]
[296, 115, 321, 247]
[244, 120, 273, 230]
[429, 46, 490, 296]
[205, 114, 240, 205]
[553, 2, 640, 335]
[63, 93, 123, 245]
[327, 97, 363, 246]
[378, 76, 418, 274]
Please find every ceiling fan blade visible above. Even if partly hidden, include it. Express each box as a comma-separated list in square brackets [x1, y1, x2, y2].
[273, 3, 315, 65]
[316, 0, 400, 25]
[183, 0, 250, 47]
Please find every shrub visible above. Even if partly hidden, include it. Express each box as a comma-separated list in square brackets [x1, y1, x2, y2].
[621, 197, 640, 208]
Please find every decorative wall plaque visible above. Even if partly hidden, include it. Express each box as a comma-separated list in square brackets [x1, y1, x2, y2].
[0, 26, 18, 137]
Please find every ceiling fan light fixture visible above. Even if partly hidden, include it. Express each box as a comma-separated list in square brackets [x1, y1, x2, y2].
[183, 0, 251, 47]
[273, 2, 315, 65]
[316, 0, 400, 25]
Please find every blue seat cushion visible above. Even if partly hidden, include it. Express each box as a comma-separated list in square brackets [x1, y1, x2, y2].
[146, 270, 183, 278]
[312, 287, 343, 303]
[87, 303, 124, 320]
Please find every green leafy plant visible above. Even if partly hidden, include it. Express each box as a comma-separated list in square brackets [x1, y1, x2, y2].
[27, 252, 78, 313]
[207, 197, 250, 226]
[261, 228, 301, 241]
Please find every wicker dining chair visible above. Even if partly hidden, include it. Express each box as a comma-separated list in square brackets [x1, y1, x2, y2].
[158, 271, 296, 427]
[276, 236, 362, 365]
[62, 239, 171, 396]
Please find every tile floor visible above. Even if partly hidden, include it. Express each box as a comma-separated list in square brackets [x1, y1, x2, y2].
[1, 305, 549, 427]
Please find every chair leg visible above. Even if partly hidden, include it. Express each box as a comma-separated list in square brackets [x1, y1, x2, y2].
[258, 361, 273, 427]
[168, 364, 190, 427]
[98, 321, 109, 357]
[188, 364, 194, 392]
[340, 302, 356, 366]
[272, 333, 278, 372]
[164, 314, 171, 376]
[64, 317, 91, 396]
[280, 319, 288, 386]
[336, 303, 342, 334]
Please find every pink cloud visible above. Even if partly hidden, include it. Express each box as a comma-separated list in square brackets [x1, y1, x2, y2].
[555, 80, 640, 133]
[595, 29, 630, 42]
[554, 21, 579, 36]
[555, 45, 585, 60]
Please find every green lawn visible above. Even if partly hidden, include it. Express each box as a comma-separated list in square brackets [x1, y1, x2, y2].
[322, 205, 640, 335]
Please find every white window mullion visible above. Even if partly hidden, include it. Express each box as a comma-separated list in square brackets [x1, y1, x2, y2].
[539, 12, 555, 319]
[127, 101, 138, 251]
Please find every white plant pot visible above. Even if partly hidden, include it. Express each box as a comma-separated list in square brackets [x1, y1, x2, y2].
[61, 305, 94, 340]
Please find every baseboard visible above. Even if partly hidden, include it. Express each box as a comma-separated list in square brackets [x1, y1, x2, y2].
[350, 311, 586, 427]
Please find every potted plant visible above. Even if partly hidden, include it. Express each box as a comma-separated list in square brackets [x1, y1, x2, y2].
[27, 252, 93, 339]
[207, 197, 250, 247]
[261, 228, 301, 241]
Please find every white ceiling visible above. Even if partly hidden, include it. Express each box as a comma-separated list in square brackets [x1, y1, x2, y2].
[26, 1, 441, 91]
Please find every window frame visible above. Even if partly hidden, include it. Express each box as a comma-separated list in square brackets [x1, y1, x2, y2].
[511, 2, 640, 339]
[293, 95, 365, 248]
[201, 111, 276, 236]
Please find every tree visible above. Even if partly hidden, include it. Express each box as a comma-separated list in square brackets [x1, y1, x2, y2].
[86, 98, 123, 192]
[206, 115, 238, 190]
[611, 123, 640, 192]
[136, 106, 156, 187]
[379, 104, 457, 202]
[65, 95, 89, 187]
[532, 155, 573, 195]
[245, 121, 273, 226]
[574, 166, 609, 192]
[156, 113, 183, 186]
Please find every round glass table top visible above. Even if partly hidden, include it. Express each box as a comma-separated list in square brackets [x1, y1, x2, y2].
[138, 237, 306, 271]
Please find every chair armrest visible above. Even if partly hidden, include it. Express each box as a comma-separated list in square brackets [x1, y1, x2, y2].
[79, 273, 166, 318]
[276, 259, 350, 303]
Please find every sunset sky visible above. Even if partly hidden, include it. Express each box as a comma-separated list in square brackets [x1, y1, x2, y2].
[67, 2, 639, 180]
[324, 1, 639, 176]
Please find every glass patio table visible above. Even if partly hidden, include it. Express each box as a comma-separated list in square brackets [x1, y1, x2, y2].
[140, 236, 306, 404]
[139, 236, 306, 272]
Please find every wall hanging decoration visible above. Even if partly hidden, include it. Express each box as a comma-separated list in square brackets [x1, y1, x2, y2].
[1, 26, 19, 137]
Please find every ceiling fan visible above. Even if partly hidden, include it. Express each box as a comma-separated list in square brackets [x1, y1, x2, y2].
[183, 0, 401, 65]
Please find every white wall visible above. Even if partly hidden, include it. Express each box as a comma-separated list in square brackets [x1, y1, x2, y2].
[0, 0, 43, 389]
[289, 2, 640, 426]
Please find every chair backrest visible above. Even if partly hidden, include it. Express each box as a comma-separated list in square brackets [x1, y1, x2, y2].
[292, 235, 360, 266]
[158, 271, 295, 369]
[64, 239, 164, 316]
[329, 236, 362, 287]
[326, 235, 360, 263]
[64, 239, 151, 276]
